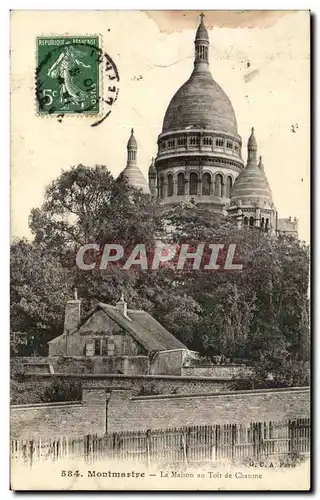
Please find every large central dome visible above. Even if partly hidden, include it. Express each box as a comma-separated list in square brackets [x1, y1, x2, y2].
[154, 14, 244, 212]
[162, 71, 238, 135]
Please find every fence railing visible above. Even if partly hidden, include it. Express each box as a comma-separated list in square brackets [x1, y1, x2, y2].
[11, 417, 310, 468]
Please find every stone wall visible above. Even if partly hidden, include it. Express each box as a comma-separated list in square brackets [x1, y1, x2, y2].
[107, 387, 310, 433]
[11, 386, 310, 440]
[11, 389, 106, 440]
[10, 373, 232, 405]
[81, 374, 231, 395]
[13, 356, 252, 378]
[14, 356, 149, 376]
[181, 364, 252, 378]
[150, 350, 188, 375]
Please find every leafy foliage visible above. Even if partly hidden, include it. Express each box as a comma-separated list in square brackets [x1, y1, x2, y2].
[42, 378, 82, 403]
[10, 239, 74, 355]
[11, 165, 310, 387]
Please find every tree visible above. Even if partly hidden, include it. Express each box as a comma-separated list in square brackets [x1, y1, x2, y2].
[29, 164, 163, 258]
[12, 167, 310, 372]
[10, 239, 74, 355]
[161, 204, 310, 360]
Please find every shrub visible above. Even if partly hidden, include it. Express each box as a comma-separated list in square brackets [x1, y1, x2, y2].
[41, 378, 82, 402]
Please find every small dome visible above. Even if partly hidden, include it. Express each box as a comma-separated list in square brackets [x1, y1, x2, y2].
[120, 166, 150, 194]
[127, 128, 137, 149]
[231, 162, 273, 207]
[162, 71, 238, 134]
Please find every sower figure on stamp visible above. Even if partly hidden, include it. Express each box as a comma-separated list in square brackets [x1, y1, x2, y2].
[47, 45, 91, 109]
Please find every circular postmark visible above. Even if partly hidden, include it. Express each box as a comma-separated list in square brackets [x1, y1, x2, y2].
[36, 36, 120, 127]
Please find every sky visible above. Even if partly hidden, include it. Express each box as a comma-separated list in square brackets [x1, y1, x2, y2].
[10, 10, 310, 242]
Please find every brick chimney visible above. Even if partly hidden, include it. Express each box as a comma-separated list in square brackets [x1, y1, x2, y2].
[63, 288, 81, 334]
[116, 292, 128, 318]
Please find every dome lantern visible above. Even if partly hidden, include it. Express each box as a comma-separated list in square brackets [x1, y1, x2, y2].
[247, 127, 258, 165]
[194, 13, 210, 73]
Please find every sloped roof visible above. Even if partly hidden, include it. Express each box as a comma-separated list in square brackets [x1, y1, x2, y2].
[97, 303, 187, 352]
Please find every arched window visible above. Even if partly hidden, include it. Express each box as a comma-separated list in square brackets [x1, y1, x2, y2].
[249, 216, 254, 227]
[226, 176, 233, 198]
[159, 176, 164, 198]
[214, 174, 223, 197]
[189, 172, 198, 195]
[177, 173, 185, 196]
[243, 216, 249, 227]
[265, 218, 269, 230]
[261, 217, 265, 229]
[216, 138, 224, 147]
[202, 173, 211, 195]
[167, 174, 173, 197]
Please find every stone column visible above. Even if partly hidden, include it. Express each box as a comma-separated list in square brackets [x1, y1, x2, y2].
[236, 208, 242, 228]
[185, 177, 189, 196]
[255, 208, 261, 228]
[173, 179, 177, 196]
[163, 180, 168, 199]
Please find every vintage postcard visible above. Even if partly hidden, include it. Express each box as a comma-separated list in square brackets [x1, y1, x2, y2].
[10, 10, 311, 491]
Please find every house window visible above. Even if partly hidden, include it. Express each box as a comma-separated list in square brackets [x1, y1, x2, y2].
[101, 339, 108, 355]
[226, 141, 233, 149]
[85, 339, 95, 357]
[261, 217, 265, 229]
[243, 216, 249, 227]
[177, 173, 185, 196]
[189, 172, 198, 195]
[216, 138, 224, 147]
[123, 336, 130, 355]
[234, 144, 239, 152]
[249, 216, 254, 227]
[265, 218, 269, 230]
[94, 339, 101, 355]
[108, 337, 115, 356]
[160, 142, 166, 151]
[202, 173, 211, 195]
[167, 174, 174, 197]
[167, 139, 175, 149]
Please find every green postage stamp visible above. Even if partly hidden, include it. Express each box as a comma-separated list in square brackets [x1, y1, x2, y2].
[36, 36, 100, 115]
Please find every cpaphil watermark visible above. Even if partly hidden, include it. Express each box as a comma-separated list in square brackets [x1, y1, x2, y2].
[75, 243, 243, 271]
